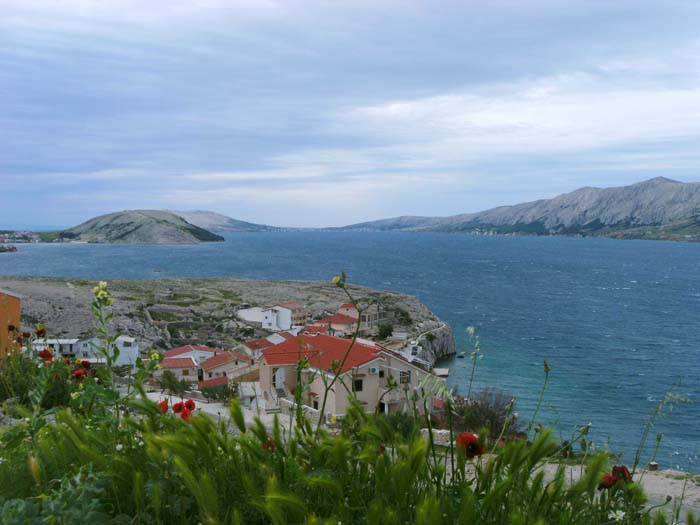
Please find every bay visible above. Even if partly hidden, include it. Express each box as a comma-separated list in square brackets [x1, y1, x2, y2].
[1, 231, 698, 469]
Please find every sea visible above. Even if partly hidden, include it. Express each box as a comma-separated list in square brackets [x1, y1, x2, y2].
[1, 232, 698, 469]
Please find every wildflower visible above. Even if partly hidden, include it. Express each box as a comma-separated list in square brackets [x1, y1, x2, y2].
[180, 408, 192, 421]
[598, 473, 618, 490]
[75, 357, 82, 364]
[115, 444, 124, 452]
[609, 510, 626, 521]
[612, 465, 632, 483]
[64, 357, 71, 364]
[80, 360, 91, 370]
[149, 350, 160, 360]
[38, 348, 53, 360]
[455, 432, 484, 459]
[70, 392, 80, 400]
[262, 436, 275, 452]
[172, 401, 184, 414]
[16, 336, 23, 345]
[184, 399, 196, 411]
[35, 323, 46, 338]
[72, 368, 88, 381]
[332, 276, 340, 284]
[22, 331, 31, 339]
[157, 400, 168, 413]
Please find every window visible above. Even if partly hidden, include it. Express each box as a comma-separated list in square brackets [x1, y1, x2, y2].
[123, 341, 132, 347]
[378, 370, 385, 378]
[354, 379, 364, 392]
[182, 370, 189, 376]
[399, 371, 411, 384]
[223, 371, 227, 377]
[208, 373, 212, 378]
[313, 400, 319, 410]
[83, 352, 89, 358]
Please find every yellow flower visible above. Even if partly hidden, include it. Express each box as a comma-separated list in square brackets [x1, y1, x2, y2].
[332, 276, 340, 284]
[75, 357, 82, 364]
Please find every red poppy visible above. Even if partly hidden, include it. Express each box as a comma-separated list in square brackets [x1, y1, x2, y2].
[598, 473, 618, 490]
[64, 357, 71, 364]
[612, 465, 632, 483]
[157, 400, 169, 413]
[16, 336, 23, 345]
[172, 401, 184, 413]
[262, 436, 275, 452]
[80, 360, 91, 369]
[42, 357, 54, 367]
[36, 328, 46, 338]
[184, 399, 195, 411]
[22, 331, 31, 339]
[72, 368, 87, 381]
[456, 432, 484, 459]
[180, 408, 192, 421]
[38, 348, 53, 360]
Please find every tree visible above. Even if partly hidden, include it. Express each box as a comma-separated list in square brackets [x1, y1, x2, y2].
[378, 322, 393, 339]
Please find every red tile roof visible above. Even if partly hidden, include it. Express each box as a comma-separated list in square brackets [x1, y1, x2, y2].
[279, 331, 298, 341]
[244, 338, 276, 351]
[164, 345, 222, 358]
[201, 351, 250, 371]
[317, 313, 358, 326]
[339, 303, 356, 309]
[303, 325, 329, 334]
[197, 376, 229, 389]
[261, 334, 379, 374]
[161, 357, 197, 369]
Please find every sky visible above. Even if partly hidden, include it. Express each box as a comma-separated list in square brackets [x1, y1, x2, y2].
[2, 0, 700, 229]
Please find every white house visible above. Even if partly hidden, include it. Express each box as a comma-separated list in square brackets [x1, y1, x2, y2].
[164, 345, 224, 366]
[156, 356, 199, 384]
[32, 336, 139, 367]
[200, 350, 252, 380]
[259, 333, 443, 422]
[262, 303, 306, 331]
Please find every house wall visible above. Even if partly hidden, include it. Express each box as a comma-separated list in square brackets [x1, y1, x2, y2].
[338, 305, 359, 319]
[0, 292, 20, 357]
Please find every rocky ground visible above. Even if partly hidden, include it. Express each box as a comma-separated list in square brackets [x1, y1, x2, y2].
[0, 275, 455, 361]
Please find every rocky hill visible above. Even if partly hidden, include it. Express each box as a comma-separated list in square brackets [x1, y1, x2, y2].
[341, 178, 700, 241]
[55, 210, 224, 244]
[0, 276, 455, 363]
[172, 210, 276, 232]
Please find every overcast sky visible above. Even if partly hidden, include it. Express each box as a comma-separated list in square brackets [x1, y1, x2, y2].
[2, 0, 700, 228]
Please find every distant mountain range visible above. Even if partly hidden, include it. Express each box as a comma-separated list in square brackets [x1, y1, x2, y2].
[26, 177, 700, 244]
[48, 210, 225, 244]
[340, 177, 700, 242]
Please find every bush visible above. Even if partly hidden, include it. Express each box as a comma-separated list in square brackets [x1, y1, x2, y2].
[378, 322, 393, 339]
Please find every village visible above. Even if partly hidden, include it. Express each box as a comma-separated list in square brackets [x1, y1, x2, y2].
[1, 288, 450, 428]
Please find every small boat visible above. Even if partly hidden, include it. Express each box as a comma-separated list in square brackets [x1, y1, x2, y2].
[456, 352, 466, 359]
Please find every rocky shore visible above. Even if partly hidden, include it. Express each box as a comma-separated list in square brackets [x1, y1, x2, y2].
[0, 275, 455, 363]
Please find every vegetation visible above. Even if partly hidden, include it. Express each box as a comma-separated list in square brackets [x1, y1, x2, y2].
[378, 322, 393, 339]
[0, 279, 696, 524]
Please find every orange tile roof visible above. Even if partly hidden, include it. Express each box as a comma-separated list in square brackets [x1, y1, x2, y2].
[197, 376, 229, 389]
[244, 338, 276, 351]
[303, 325, 329, 334]
[161, 357, 197, 369]
[201, 351, 250, 371]
[339, 303, 356, 309]
[261, 334, 379, 374]
[317, 313, 358, 325]
[165, 345, 222, 358]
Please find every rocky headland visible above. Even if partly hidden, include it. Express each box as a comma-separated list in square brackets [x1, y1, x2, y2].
[0, 276, 455, 364]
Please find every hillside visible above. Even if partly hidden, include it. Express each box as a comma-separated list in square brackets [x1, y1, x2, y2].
[54, 210, 224, 244]
[172, 210, 276, 232]
[0, 275, 455, 362]
[340, 177, 700, 241]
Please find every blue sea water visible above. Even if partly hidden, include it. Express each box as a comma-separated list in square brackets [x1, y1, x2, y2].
[1, 232, 699, 469]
